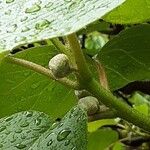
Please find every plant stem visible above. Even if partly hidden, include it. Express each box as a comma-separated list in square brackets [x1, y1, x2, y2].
[88, 110, 117, 122]
[67, 33, 150, 132]
[51, 38, 69, 55]
[6, 55, 80, 90]
[67, 33, 92, 85]
[51, 38, 77, 68]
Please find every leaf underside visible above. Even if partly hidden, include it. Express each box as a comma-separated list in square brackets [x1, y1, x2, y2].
[97, 24, 150, 91]
[0, 0, 125, 51]
[0, 45, 76, 119]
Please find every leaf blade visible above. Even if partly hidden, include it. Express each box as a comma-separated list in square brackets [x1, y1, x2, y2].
[0, 0, 125, 51]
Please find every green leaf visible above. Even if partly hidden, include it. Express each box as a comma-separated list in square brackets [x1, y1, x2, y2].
[112, 142, 125, 150]
[0, 111, 54, 149]
[0, 106, 88, 150]
[104, 0, 150, 24]
[30, 106, 87, 150]
[88, 129, 119, 150]
[0, 0, 125, 51]
[88, 119, 117, 133]
[97, 24, 150, 91]
[0, 45, 76, 118]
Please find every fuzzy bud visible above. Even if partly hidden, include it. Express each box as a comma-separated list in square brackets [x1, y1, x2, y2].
[49, 54, 71, 78]
[78, 96, 99, 115]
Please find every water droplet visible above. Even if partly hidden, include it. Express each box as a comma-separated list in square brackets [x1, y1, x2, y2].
[0, 144, 3, 148]
[47, 139, 53, 146]
[21, 26, 30, 32]
[35, 19, 50, 30]
[21, 134, 26, 139]
[64, 140, 70, 146]
[10, 135, 16, 143]
[6, 0, 14, 3]
[0, 126, 6, 132]
[25, 4, 41, 13]
[15, 128, 22, 133]
[20, 121, 29, 127]
[5, 9, 11, 15]
[20, 16, 28, 22]
[25, 111, 33, 117]
[45, 2, 53, 8]
[57, 129, 71, 141]
[68, 2, 77, 11]
[50, 122, 59, 130]
[7, 24, 17, 33]
[35, 118, 41, 126]
[5, 116, 13, 122]
[15, 144, 26, 149]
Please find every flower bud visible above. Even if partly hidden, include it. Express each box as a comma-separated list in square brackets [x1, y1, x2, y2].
[78, 96, 99, 115]
[49, 54, 71, 78]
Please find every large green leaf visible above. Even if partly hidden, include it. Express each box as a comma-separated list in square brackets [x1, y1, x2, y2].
[0, 0, 125, 51]
[0, 45, 76, 118]
[104, 0, 150, 24]
[97, 24, 150, 91]
[0, 106, 87, 150]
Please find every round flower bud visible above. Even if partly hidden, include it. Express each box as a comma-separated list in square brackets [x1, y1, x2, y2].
[49, 54, 71, 78]
[74, 89, 92, 99]
[78, 96, 99, 115]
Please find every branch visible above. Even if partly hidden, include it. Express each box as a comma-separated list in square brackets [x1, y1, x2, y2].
[88, 109, 117, 122]
[6, 55, 80, 90]
[67, 33, 150, 132]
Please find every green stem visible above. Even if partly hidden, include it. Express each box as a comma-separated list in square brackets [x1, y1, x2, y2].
[67, 33, 92, 85]
[67, 33, 150, 132]
[88, 110, 117, 122]
[6, 55, 80, 90]
[51, 38, 77, 68]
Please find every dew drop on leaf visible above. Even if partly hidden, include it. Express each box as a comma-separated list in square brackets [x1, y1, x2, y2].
[25, 4, 41, 13]
[21, 134, 26, 139]
[35, 118, 41, 126]
[50, 122, 59, 130]
[47, 139, 53, 146]
[0, 126, 6, 132]
[5, 116, 13, 122]
[20, 16, 28, 22]
[45, 2, 53, 8]
[15, 128, 22, 133]
[57, 128, 71, 141]
[15, 143, 27, 149]
[6, 0, 14, 4]
[64, 140, 70, 146]
[21, 26, 30, 32]
[6, 24, 17, 33]
[5, 9, 11, 15]
[25, 111, 33, 117]
[20, 121, 29, 127]
[35, 19, 50, 30]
